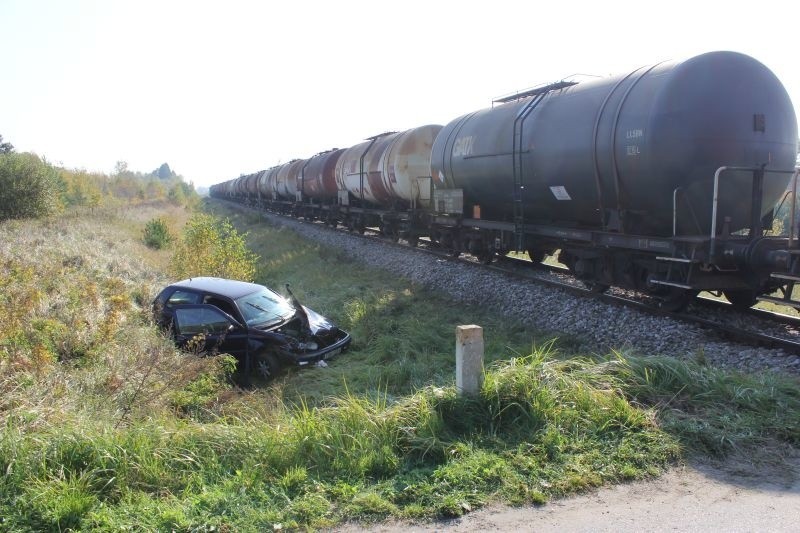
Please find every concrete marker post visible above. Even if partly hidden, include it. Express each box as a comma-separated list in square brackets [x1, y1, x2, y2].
[456, 325, 484, 396]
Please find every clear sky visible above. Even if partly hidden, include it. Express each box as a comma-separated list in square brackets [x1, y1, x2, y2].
[1, 0, 798, 188]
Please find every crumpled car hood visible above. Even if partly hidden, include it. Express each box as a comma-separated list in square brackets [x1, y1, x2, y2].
[302, 305, 336, 335]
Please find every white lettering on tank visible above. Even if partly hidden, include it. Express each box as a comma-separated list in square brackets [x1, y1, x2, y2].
[452, 136, 475, 157]
[550, 186, 571, 201]
[626, 145, 640, 156]
[626, 129, 643, 139]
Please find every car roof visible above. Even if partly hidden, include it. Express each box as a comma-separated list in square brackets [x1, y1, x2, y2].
[170, 277, 266, 299]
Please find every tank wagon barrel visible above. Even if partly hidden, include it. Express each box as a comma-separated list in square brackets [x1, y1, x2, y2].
[431, 51, 797, 237]
[257, 165, 282, 201]
[242, 172, 262, 201]
[335, 125, 443, 207]
[275, 159, 305, 200]
[335, 132, 399, 205]
[382, 124, 443, 206]
[299, 149, 345, 201]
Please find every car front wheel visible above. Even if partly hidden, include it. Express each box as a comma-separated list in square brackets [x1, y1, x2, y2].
[254, 352, 282, 380]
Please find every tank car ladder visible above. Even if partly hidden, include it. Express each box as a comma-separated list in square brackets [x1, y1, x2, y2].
[652, 249, 702, 290]
[760, 270, 800, 308]
[511, 93, 545, 250]
[498, 80, 578, 251]
[648, 186, 705, 290]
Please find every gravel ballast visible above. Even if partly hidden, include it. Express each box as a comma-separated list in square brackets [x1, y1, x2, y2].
[257, 209, 800, 375]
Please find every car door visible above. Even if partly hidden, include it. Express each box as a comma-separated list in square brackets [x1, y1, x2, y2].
[171, 304, 249, 360]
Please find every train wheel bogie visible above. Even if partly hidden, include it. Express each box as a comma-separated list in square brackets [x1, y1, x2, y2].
[656, 288, 698, 312]
[527, 249, 545, 263]
[380, 222, 400, 242]
[478, 250, 495, 264]
[724, 289, 757, 309]
[584, 281, 610, 294]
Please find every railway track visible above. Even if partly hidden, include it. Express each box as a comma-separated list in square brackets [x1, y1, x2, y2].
[368, 226, 800, 354]
[229, 201, 800, 355]
[499, 254, 800, 354]
[338, 221, 800, 353]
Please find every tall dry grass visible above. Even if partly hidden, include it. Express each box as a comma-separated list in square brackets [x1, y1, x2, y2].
[0, 204, 223, 433]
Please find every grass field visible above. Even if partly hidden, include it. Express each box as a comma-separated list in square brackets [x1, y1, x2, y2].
[0, 200, 798, 531]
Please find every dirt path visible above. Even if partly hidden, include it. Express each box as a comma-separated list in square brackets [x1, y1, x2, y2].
[334, 455, 800, 532]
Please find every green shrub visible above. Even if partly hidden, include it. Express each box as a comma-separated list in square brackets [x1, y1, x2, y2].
[170, 213, 258, 281]
[142, 217, 173, 249]
[0, 152, 62, 220]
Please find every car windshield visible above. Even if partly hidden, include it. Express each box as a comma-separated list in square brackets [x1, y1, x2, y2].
[236, 288, 296, 327]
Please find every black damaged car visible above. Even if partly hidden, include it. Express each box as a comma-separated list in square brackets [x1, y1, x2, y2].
[153, 277, 351, 378]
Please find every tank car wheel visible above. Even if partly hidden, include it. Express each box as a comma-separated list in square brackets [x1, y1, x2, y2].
[407, 236, 419, 247]
[478, 250, 495, 264]
[254, 352, 282, 381]
[657, 288, 698, 312]
[450, 236, 463, 257]
[584, 281, 610, 294]
[527, 249, 545, 264]
[724, 290, 757, 310]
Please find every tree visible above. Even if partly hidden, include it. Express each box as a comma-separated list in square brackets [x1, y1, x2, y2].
[157, 163, 174, 180]
[0, 152, 62, 220]
[114, 160, 129, 175]
[59, 169, 105, 209]
[0, 134, 14, 154]
[170, 214, 258, 281]
[142, 217, 173, 249]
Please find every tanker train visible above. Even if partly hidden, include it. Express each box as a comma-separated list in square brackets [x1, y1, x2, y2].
[211, 51, 800, 311]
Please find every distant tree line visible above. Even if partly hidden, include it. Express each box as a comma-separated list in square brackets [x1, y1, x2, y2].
[104, 159, 197, 206]
[0, 133, 200, 221]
